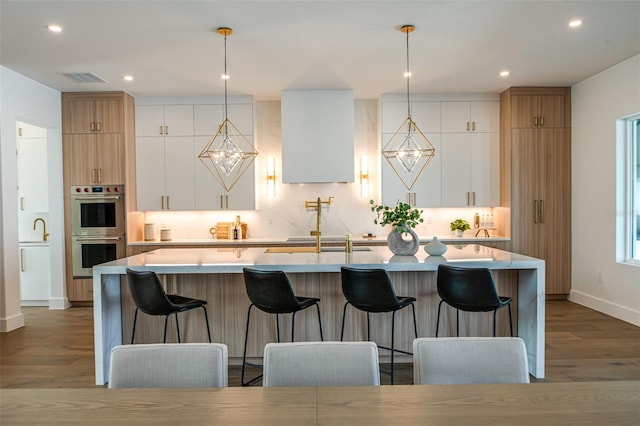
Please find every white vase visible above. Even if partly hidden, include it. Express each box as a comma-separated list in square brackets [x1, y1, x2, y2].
[424, 236, 447, 256]
[455, 229, 464, 238]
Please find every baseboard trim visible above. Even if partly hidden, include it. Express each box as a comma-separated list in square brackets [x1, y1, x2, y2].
[0, 312, 25, 332]
[49, 297, 72, 310]
[569, 290, 640, 326]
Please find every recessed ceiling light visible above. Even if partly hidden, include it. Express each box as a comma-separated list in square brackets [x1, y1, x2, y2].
[403, 71, 412, 78]
[569, 19, 582, 28]
[123, 75, 134, 82]
[221, 74, 230, 80]
[500, 70, 510, 77]
[47, 24, 62, 33]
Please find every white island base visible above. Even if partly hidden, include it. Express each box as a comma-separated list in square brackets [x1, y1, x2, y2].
[93, 244, 545, 385]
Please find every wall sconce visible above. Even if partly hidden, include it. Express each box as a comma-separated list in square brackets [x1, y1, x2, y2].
[360, 156, 369, 198]
[267, 157, 276, 199]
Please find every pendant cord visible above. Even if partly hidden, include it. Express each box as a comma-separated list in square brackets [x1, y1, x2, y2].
[406, 28, 411, 122]
[223, 33, 229, 136]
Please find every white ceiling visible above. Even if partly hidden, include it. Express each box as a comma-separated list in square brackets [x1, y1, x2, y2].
[1, 1, 639, 100]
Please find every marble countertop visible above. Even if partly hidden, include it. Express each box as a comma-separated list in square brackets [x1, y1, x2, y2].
[128, 235, 510, 246]
[95, 244, 541, 275]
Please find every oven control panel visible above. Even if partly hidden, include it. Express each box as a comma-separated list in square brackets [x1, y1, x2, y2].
[71, 185, 124, 194]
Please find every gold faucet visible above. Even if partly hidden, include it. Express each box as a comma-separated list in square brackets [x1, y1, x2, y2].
[33, 217, 49, 242]
[304, 197, 334, 253]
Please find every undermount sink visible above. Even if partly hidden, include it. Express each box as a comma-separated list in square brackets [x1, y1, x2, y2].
[264, 246, 372, 254]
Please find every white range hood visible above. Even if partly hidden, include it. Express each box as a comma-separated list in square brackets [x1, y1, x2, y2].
[281, 89, 355, 183]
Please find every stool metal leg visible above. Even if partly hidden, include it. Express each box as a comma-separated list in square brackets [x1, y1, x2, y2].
[390, 310, 396, 385]
[201, 306, 212, 343]
[242, 304, 263, 386]
[340, 302, 349, 341]
[508, 304, 513, 337]
[411, 303, 418, 338]
[315, 303, 324, 341]
[131, 308, 139, 344]
[291, 312, 296, 342]
[175, 313, 181, 343]
[493, 309, 498, 337]
[456, 309, 460, 337]
[435, 300, 444, 337]
[163, 315, 169, 343]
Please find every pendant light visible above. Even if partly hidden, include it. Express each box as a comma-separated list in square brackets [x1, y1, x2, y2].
[198, 27, 258, 192]
[381, 25, 435, 191]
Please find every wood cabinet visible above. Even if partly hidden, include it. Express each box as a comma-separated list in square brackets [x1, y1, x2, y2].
[62, 92, 135, 303]
[501, 87, 571, 295]
[135, 98, 255, 211]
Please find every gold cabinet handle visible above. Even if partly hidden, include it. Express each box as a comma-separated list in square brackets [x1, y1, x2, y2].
[533, 117, 538, 127]
[20, 197, 25, 211]
[225, 195, 229, 209]
[466, 121, 470, 131]
[164, 126, 168, 135]
[472, 191, 476, 205]
[159, 126, 164, 135]
[466, 192, 470, 206]
[540, 117, 544, 127]
[90, 122, 95, 132]
[20, 248, 25, 272]
[96, 122, 101, 132]
[18, 127, 23, 137]
[161, 195, 165, 210]
[539, 200, 544, 223]
[166, 196, 170, 210]
[472, 121, 476, 131]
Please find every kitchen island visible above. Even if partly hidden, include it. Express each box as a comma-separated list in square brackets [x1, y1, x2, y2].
[93, 244, 544, 385]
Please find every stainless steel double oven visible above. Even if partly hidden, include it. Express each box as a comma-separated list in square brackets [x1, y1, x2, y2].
[70, 185, 125, 277]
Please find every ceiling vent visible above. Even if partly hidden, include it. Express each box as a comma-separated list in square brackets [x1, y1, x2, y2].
[60, 72, 107, 84]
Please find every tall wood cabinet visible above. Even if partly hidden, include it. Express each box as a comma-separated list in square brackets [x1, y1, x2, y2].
[500, 87, 571, 296]
[62, 92, 136, 303]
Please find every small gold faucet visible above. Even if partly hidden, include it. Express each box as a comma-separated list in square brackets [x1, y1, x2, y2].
[304, 197, 334, 253]
[33, 217, 49, 242]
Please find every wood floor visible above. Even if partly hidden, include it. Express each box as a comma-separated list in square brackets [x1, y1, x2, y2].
[1, 300, 638, 388]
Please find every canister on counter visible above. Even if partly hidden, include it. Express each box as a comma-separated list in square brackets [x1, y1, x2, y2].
[144, 223, 156, 241]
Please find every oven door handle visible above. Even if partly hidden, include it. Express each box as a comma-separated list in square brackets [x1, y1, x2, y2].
[73, 195, 121, 201]
[76, 236, 122, 241]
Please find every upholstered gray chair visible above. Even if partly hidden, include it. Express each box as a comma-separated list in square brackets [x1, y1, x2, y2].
[413, 337, 530, 385]
[108, 343, 228, 388]
[263, 341, 380, 387]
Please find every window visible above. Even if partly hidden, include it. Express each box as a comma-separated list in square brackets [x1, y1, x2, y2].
[618, 113, 640, 264]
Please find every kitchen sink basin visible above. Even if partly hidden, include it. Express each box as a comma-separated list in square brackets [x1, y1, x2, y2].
[264, 247, 372, 254]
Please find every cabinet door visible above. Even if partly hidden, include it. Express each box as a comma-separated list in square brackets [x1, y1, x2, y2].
[539, 128, 571, 293]
[66, 134, 97, 185]
[469, 132, 500, 206]
[20, 245, 51, 302]
[135, 106, 166, 137]
[94, 99, 124, 133]
[95, 134, 125, 185]
[163, 105, 194, 136]
[382, 101, 440, 134]
[441, 102, 470, 133]
[441, 133, 471, 206]
[135, 137, 166, 210]
[18, 136, 49, 212]
[535, 95, 566, 128]
[64, 99, 95, 134]
[226, 166, 256, 210]
[194, 104, 224, 136]
[470, 101, 500, 133]
[164, 136, 195, 210]
[227, 103, 254, 136]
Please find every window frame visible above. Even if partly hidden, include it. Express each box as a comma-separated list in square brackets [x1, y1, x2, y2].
[617, 113, 640, 266]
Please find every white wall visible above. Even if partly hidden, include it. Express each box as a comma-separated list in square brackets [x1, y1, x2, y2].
[570, 54, 640, 325]
[0, 66, 65, 332]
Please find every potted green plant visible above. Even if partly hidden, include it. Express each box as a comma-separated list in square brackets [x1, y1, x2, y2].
[370, 200, 423, 256]
[450, 218, 470, 237]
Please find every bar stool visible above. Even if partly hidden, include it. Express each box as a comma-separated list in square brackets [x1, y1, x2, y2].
[435, 264, 513, 337]
[339, 266, 418, 385]
[241, 267, 324, 386]
[126, 269, 212, 344]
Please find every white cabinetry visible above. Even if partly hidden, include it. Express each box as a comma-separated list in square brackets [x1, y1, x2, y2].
[19, 243, 51, 306]
[17, 122, 49, 213]
[380, 95, 500, 208]
[440, 101, 499, 207]
[135, 104, 195, 210]
[135, 98, 255, 211]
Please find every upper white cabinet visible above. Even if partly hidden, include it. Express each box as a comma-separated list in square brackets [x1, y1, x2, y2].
[17, 122, 49, 213]
[281, 90, 354, 183]
[135, 97, 255, 211]
[135, 105, 194, 137]
[380, 95, 500, 208]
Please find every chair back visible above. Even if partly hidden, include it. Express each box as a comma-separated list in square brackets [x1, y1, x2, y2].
[242, 268, 303, 313]
[340, 266, 402, 312]
[126, 269, 176, 315]
[108, 343, 228, 388]
[413, 337, 530, 384]
[436, 264, 501, 312]
[263, 341, 380, 387]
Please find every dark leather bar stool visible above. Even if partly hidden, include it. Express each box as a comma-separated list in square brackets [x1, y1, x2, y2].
[340, 266, 418, 385]
[126, 269, 212, 344]
[435, 264, 513, 337]
[241, 267, 324, 386]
